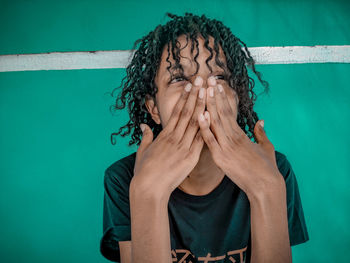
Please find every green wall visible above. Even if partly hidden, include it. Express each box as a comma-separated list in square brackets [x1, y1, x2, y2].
[1, 0, 349, 262]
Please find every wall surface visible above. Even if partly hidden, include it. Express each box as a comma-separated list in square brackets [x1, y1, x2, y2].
[0, 0, 349, 262]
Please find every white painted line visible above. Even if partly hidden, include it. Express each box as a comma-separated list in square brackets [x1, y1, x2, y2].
[0, 45, 349, 72]
[0, 50, 133, 72]
[250, 45, 350, 64]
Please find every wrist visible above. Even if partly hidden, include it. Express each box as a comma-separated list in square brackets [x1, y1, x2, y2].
[130, 175, 171, 205]
[246, 173, 286, 204]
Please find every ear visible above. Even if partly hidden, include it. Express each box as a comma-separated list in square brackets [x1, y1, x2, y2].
[145, 94, 161, 125]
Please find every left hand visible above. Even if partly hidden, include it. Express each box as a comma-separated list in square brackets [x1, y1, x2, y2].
[197, 76, 284, 198]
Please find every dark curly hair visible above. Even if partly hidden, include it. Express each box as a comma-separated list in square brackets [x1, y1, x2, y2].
[107, 12, 269, 147]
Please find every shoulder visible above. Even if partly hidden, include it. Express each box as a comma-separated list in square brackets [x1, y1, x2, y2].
[104, 151, 137, 188]
[274, 149, 287, 165]
[274, 150, 295, 180]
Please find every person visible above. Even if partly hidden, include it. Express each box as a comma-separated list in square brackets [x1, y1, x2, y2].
[100, 12, 309, 263]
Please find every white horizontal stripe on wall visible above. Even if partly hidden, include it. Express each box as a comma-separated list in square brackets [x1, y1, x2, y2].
[0, 45, 349, 72]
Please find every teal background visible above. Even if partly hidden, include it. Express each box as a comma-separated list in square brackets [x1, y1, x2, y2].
[0, 0, 349, 262]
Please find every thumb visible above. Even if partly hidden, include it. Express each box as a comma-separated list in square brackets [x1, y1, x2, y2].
[139, 123, 154, 151]
[254, 119, 266, 144]
[134, 123, 154, 175]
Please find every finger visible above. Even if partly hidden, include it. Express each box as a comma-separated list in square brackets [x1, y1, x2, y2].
[215, 84, 241, 138]
[253, 120, 277, 166]
[254, 120, 266, 145]
[134, 123, 153, 174]
[180, 80, 206, 148]
[254, 119, 273, 148]
[226, 87, 239, 122]
[163, 82, 192, 133]
[173, 76, 203, 142]
[224, 85, 245, 137]
[206, 85, 228, 146]
[204, 111, 210, 126]
[189, 129, 204, 161]
[198, 112, 221, 156]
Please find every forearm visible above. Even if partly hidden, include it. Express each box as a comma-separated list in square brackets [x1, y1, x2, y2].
[129, 177, 172, 263]
[248, 175, 292, 263]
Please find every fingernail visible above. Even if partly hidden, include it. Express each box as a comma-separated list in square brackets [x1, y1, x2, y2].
[218, 84, 223, 93]
[259, 120, 264, 128]
[209, 87, 214, 97]
[194, 76, 203, 86]
[185, 83, 192, 92]
[140, 123, 145, 132]
[208, 76, 216, 86]
[199, 87, 205, 99]
[204, 111, 210, 119]
[199, 113, 205, 122]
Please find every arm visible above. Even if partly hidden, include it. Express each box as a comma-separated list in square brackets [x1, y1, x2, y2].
[248, 174, 292, 263]
[129, 176, 172, 263]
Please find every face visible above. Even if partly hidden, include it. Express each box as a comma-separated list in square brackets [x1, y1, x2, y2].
[145, 34, 239, 130]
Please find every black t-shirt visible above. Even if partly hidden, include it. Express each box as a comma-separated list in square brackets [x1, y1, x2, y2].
[100, 150, 309, 262]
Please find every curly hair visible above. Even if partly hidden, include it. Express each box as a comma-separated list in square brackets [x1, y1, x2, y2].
[107, 12, 269, 147]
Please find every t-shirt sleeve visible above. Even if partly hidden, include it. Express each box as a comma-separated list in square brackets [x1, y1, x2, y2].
[100, 165, 132, 262]
[277, 152, 310, 246]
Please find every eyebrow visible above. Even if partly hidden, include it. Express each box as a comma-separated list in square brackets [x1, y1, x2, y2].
[162, 66, 228, 84]
[168, 63, 192, 72]
[167, 62, 227, 75]
[160, 55, 229, 82]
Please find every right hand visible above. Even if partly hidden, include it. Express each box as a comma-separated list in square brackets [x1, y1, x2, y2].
[132, 77, 207, 198]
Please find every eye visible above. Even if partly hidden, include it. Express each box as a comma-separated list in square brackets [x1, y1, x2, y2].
[215, 74, 229, 80]
[169, 74, 188, 84]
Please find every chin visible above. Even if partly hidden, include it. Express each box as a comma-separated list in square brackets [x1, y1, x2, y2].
[202, 143, 209, 151]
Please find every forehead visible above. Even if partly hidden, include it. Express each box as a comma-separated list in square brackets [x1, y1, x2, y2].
[156, 34, 227, 78]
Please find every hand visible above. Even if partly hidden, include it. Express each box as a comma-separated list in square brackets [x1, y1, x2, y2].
[132, 77, 206, 199]
[197, 76, 283, 198]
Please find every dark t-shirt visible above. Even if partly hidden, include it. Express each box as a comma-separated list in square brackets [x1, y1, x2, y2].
[100, 150, 309, 262]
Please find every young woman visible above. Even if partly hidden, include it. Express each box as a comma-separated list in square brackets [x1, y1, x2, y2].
[101, 12, 309, 263]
